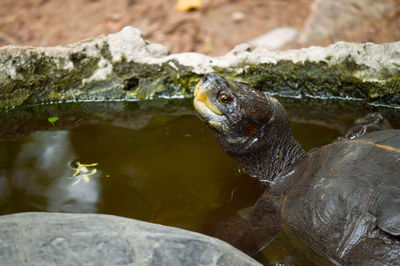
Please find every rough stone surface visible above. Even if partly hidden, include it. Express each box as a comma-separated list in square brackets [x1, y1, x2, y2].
[0, 212, 261, 266]
[0, 26, 400, 109]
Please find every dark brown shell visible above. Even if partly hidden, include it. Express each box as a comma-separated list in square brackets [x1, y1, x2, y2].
[252, 130, 400, 265]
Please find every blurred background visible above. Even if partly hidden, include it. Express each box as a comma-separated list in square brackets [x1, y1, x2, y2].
[0, 0, 399, 56]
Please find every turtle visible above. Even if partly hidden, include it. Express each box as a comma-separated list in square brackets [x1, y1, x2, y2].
[340, 112, 392, 140]
[193, 73, 400, 265]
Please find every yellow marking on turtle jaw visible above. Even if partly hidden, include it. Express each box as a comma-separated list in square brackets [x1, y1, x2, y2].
[194, 81, 202, 98]
[209, 120, 221, 128]
[194, 82, 223, 116]
[209, 120, 228, 132]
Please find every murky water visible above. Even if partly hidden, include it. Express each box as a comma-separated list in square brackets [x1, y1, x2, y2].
[0, 98, 398, 265]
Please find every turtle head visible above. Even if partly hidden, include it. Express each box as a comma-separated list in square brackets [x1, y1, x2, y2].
[194, 73, 304, 181]
[194, 73, 286, 154]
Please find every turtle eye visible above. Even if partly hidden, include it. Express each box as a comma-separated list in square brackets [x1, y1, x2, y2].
[218, 91, 233, 104]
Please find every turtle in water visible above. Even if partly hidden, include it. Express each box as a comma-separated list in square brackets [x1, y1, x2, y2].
[193, 73, 400, 265]
[340, 112, 392, 140]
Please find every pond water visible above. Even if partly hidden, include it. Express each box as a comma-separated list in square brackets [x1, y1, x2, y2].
[0, 98, 398, 265]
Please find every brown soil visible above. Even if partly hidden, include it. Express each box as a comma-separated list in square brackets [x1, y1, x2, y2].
[0, 0, 398, 56]
[0, 0, 312, 56]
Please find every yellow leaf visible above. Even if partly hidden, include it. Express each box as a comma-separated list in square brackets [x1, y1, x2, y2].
[175, 0, 202, 12]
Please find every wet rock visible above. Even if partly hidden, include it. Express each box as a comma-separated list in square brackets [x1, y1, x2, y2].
[0, 212, 261, 266]
[0, 26, 400, 109]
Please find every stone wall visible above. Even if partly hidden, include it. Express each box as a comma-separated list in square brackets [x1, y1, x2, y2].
[0, 26, 399, 109]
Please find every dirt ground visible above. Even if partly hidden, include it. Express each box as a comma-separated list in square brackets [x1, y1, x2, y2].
[0, 0, 399, 56]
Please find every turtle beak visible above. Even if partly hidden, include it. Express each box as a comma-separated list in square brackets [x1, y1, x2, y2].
[193, 76, 228, 132]
[193, 79, 223, 116]
[193, 80, 202, 98]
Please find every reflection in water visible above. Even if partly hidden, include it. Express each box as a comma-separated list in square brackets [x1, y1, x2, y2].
[11, 131, 99, 212]
[0, 101, 352, 265]
[0, 172, 11, 208]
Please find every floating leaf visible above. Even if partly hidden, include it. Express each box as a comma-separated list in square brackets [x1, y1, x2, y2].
[69, 161, 99, 185]
[48, 116, 59, 126]
[175, 0, 202, 12]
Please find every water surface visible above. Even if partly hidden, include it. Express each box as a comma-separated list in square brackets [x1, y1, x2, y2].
[0, 98, 398, 264]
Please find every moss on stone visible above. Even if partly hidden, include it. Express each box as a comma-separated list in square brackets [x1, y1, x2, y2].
[0, 46, 102, 108]
[111, 57, 202, 100]
[212, 59, 400, 106]
[0, 32, 399, 109]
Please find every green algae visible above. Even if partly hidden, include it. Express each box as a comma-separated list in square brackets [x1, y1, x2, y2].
[1, 41, 399, 109]
[0, 49, 101, 108]
[113, 57, 201, 99]
[212, 59, 400, 106]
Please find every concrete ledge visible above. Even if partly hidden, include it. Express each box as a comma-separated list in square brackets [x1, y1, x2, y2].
[0, 26, 399, 109]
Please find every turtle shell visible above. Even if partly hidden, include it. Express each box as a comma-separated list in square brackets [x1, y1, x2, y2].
[252, 129, 400, 265]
